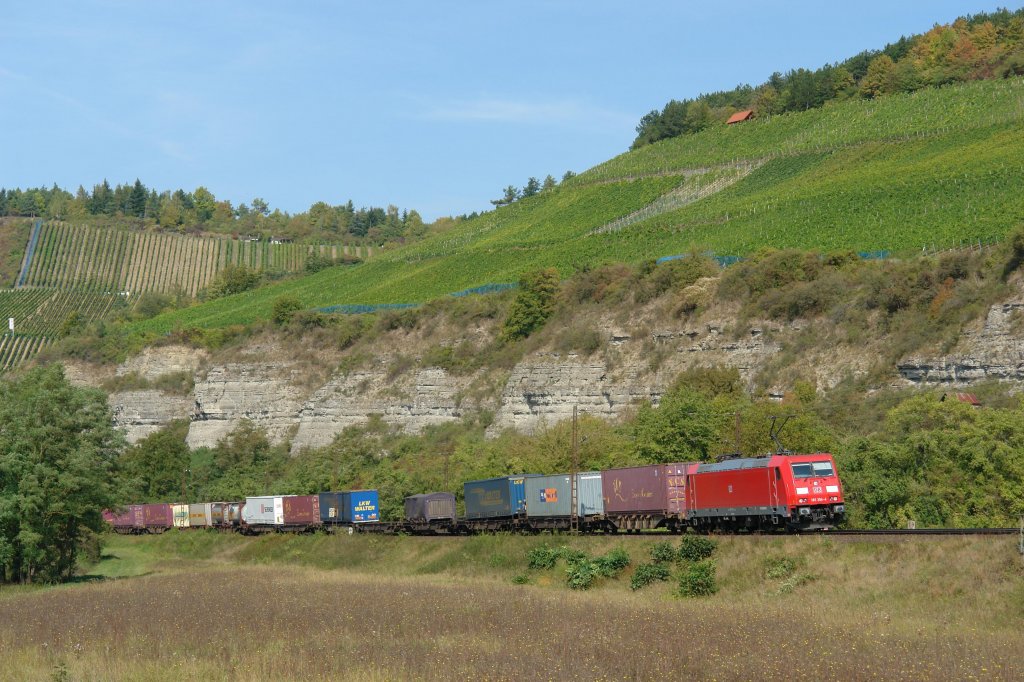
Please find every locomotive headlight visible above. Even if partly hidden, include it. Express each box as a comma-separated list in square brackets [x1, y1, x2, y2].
[829, 496, 838, 501]
[798, 498, 807, 504]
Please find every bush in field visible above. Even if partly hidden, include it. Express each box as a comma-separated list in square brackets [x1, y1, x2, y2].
[566, 560, 598, 590]
[764, 556, 798, 580]
[592, 547, 631, 577]
[272, 295, 303, 326]
[650, 541, 677, 564]
[678, 535, 717, 563]
[677, 559, 718, 597]
[528, 545, 630, 589]
[630, 562, 672, 591]
[527, 545, 561, 570]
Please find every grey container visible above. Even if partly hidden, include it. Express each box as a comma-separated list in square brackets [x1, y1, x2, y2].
[404, 493, 457, 522]
[525, 472, 604, 518]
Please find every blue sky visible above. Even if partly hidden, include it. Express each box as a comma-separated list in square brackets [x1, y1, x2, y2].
[0, 1, 1008, 221]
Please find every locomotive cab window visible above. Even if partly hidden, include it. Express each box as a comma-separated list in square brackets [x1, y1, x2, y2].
[791, 461, 834, 479]
[812, 461, 835, 477]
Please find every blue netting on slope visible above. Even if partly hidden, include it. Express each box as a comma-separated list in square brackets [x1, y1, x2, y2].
[449, 283, 517, 297]
[656, 252, 741, 267]
[16, 220, 42, 287]
[316, 303, 417, 315]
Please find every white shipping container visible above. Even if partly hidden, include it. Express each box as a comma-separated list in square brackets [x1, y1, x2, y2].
[242, 496, 280, 526]
[274, 497, 284, 525]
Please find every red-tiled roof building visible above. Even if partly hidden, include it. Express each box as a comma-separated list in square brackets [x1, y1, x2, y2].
[726, 110, 755, 124]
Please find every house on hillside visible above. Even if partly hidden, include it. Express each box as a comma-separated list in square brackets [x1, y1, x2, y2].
[269, 236, 293, 244]
[726, 110, 754, 125]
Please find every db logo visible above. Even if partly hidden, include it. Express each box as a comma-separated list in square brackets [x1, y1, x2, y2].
[813, 486, 823, 494]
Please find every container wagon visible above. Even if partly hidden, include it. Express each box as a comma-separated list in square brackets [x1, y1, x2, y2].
[240, 496, 281, 533]
[142, 504, 174, 533]
[103, 505, 145, 534]
[172, 504, 190, 529]
[341, 490, 380, 524]
[523, 472, 604, 530]
[403, 492, 459, 533]
[601, 463, 695, 532]
[188, 503, 212, 528]
[281, 495, 321, 531]
[463, 475, 534, 531]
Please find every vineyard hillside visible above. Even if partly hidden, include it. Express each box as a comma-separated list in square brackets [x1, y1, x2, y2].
[137, 78, 1024, 333]
[15, 223, 358, 295]
[0, 224, 354, 370]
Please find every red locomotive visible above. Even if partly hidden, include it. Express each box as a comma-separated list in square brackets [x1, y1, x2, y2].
[685, 453, 845, 532]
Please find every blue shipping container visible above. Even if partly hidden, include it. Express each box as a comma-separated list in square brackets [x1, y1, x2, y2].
[463, 476, 532, 519]
[341, 490, 380, 523]
[318, 492, 344, 524]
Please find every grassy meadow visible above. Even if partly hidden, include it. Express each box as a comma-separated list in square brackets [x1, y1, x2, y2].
[0, 532, 1021, 681]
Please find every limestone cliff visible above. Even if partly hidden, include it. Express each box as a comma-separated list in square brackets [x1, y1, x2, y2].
[64, 289, 1024, 451]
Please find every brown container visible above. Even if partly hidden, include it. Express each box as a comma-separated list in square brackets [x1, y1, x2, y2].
[601, 463, 694, 515]
[142, 503, 173, 529]
[281, 495, 320, 525]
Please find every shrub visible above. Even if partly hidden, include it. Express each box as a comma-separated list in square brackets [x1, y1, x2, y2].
[764, 556, 797, 580]
[207, 264, 261, 299]
[677, 559, 718, 597]
[630, 562, 671, 590]
[678, 535, 717, 563]
[566, 560, 598, 590]
[501, 268, 560, 342]
[553, 324, 603, 356]
[527, 545, 560, 570]
[272, 295, 303, 327]
[650, 541, 677, 564]
[592, 548, 630, 577]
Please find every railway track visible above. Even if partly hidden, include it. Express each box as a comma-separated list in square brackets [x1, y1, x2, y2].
[820, 527, 1019, 536]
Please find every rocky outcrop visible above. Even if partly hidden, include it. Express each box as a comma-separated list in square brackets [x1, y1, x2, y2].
[109, 390, 194, 444]
[486, 355, 655, 436]
[291, 367, 474, 453]
[487, 322, 782, 436]
[898, 302, 1024, 385]
[117, 345, 207, 379]
[187, 362, 311, 449]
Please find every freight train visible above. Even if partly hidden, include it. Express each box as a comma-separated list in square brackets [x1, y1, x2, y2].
[104, 452, 845, 535]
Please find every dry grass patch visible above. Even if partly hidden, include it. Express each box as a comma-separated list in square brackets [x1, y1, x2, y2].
[2, 564, 1022, 681]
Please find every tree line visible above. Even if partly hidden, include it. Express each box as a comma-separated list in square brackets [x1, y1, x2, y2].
[634, 8, 1024, 148]
[0, 180, 428, 246]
